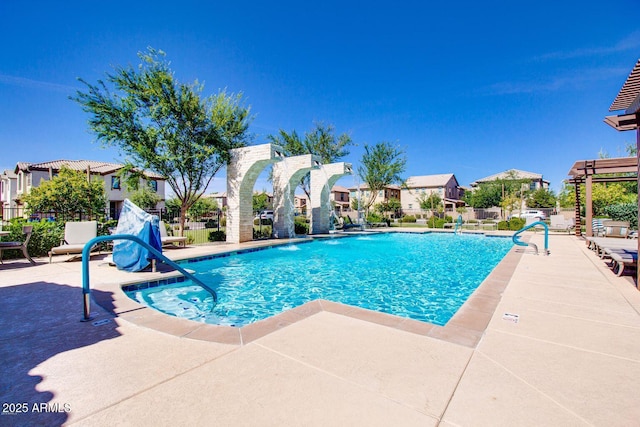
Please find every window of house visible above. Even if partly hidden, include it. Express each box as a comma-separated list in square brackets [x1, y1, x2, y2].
[530, 182, 536, 191]
[111, 176, 121, 190]
[17, 172, 22, 192]
[27, 173, 32, 187]
[149, 180, 158, 192]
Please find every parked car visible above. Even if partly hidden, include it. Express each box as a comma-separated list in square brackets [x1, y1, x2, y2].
[519, 210, 546, 220]
[255, 210, 274, 221]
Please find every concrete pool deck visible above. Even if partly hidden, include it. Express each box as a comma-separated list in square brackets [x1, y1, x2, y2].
[1, 231, 640, 426]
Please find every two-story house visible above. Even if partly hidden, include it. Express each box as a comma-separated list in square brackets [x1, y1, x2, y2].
[470, 169, 549, 191]
[6, 160, 166, 220]
[401, 174, 464, 215]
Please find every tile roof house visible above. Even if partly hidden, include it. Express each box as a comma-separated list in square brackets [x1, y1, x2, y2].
[401, 174, 464, 214]
[2, 159, 166, 220]
[470, 169, 549, 190]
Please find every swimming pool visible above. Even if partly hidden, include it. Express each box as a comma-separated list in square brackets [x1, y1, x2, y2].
[124, 232, 513, 327]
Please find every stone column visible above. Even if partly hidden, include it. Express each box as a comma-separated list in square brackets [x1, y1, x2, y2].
[272, 154, 321, 239]
[226, 144, 284, 243]
[309, 163, 353, 234]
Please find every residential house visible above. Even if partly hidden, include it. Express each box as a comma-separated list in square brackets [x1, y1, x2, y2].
[204, 192, 228, 209]
[331, 185, 351, 215]
[348, 184, 402, 211]
[294, 194, 308, 215]
[0, 169, 18, 220]
[470, 169, 549, 191]
[401, 174, 464, 216]
[8, 160, 166, 219]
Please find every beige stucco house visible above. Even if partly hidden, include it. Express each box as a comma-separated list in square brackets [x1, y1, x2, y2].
[3, 160, 166, 220]
[470, 169, 549, 191]
[401, 174, 464, 215]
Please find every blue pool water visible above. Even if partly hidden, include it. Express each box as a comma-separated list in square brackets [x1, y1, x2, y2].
[125, 232, 513, 327]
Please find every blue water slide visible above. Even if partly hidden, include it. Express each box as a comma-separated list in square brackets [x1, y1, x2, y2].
[80, 234, 217, 321]
[512, 221, 549, 255]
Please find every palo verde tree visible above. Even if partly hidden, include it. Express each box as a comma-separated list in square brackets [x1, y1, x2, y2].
[357, 142, 406, 215]
[22, 166, 107, 221]
[267, 122, 352, 199]
[72, 48, 252, 235]
[417, 191, 442, 214]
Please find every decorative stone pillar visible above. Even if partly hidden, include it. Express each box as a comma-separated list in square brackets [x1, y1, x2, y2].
[272, 154, 322, 239]
[309, 163, 353, 234]
[226, 144, 284, 243]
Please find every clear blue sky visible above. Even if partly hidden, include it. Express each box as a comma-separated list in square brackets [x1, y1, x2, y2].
[1, 1, 639, 195]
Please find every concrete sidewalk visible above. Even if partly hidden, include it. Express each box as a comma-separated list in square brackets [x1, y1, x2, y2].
[1, 233, 639, 426]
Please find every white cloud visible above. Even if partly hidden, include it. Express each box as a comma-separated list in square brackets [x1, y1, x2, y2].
[0, 74, 77, 92]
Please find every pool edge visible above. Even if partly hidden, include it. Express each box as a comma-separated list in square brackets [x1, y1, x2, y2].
[97, 232, 523, 349]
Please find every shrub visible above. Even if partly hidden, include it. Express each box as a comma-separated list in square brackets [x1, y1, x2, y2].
[509, 218, 526, 230]
[2, 219, 64, 259]
[220, 217, 227, 227]
[253, 228, 271, 239]
[366, 213, 383, 223]
[294, 216, 309, 235]
[207, 230, 226, 242]
[604, 203, 637, 225]
[497, 220, 509, 230]
[254, 218, 273, 226]
[401, 215, 416, 223]
[427, 217, 446, 228]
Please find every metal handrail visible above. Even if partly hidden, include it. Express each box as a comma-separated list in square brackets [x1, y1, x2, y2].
[453, 214, 463, 235]
[512, 221, 549, 255]
[81, 234, 217, 321]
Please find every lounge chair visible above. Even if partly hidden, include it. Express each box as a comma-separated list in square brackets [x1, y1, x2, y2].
[48, 221, 98, 263]
[586, 236, 636, 258]
[159, 221, 187, 247]
[550, 215, 575, 233]
[607, 248, 638, 276]
[0, 226, 35, 264]
[602, 220, 631, 238]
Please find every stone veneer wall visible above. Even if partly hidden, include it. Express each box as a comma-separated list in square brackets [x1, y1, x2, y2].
[309, 163, 352, 234]
[226, 144, 283, 243]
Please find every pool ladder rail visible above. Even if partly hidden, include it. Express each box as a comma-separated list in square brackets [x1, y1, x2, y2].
[453, 214, 463, 235]
[512, 221, 550, 255]
[80, 234, 217, 321]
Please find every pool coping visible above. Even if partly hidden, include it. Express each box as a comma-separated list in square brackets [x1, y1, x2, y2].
[93, 231, 524, 349]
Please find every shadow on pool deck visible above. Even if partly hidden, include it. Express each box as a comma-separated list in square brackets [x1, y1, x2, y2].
[0, 281, 120, 426]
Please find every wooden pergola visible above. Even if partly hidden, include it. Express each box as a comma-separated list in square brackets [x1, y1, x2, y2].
[567, 157, 637, 237]
[601, 57, 640, 286]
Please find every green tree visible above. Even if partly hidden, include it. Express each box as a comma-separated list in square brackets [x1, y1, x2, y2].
[253, 192, 270, 213]
[357, 142, 406, 214]
[187, 197, 218, 220]
[376, 197, 402, 218]
[22, 166, 107, 221]
[267, 122, 352, 199]
[559, 182, 636, 216]
[465, 183, 502, 208]
[129, 185, 161, 210]
[526, 188, 557, 208]
[72, 48, 252, 235]
[417, 192, 442, 212]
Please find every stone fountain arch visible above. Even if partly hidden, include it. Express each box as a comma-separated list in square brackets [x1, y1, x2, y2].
[226, 143, 284, 243]
[272, 154, 322, 239]
[309, 162, 353, 234]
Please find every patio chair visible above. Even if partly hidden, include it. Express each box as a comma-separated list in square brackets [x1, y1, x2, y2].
[602, 220, 630, 238]
[550, 215, 575, 233]
[159, 221, 187, 247]
[0, 226, 35, 264]
[48, 221, 98, 263]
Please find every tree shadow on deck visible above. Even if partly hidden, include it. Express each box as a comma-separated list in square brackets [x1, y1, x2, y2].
[0, 281, 120, 426]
